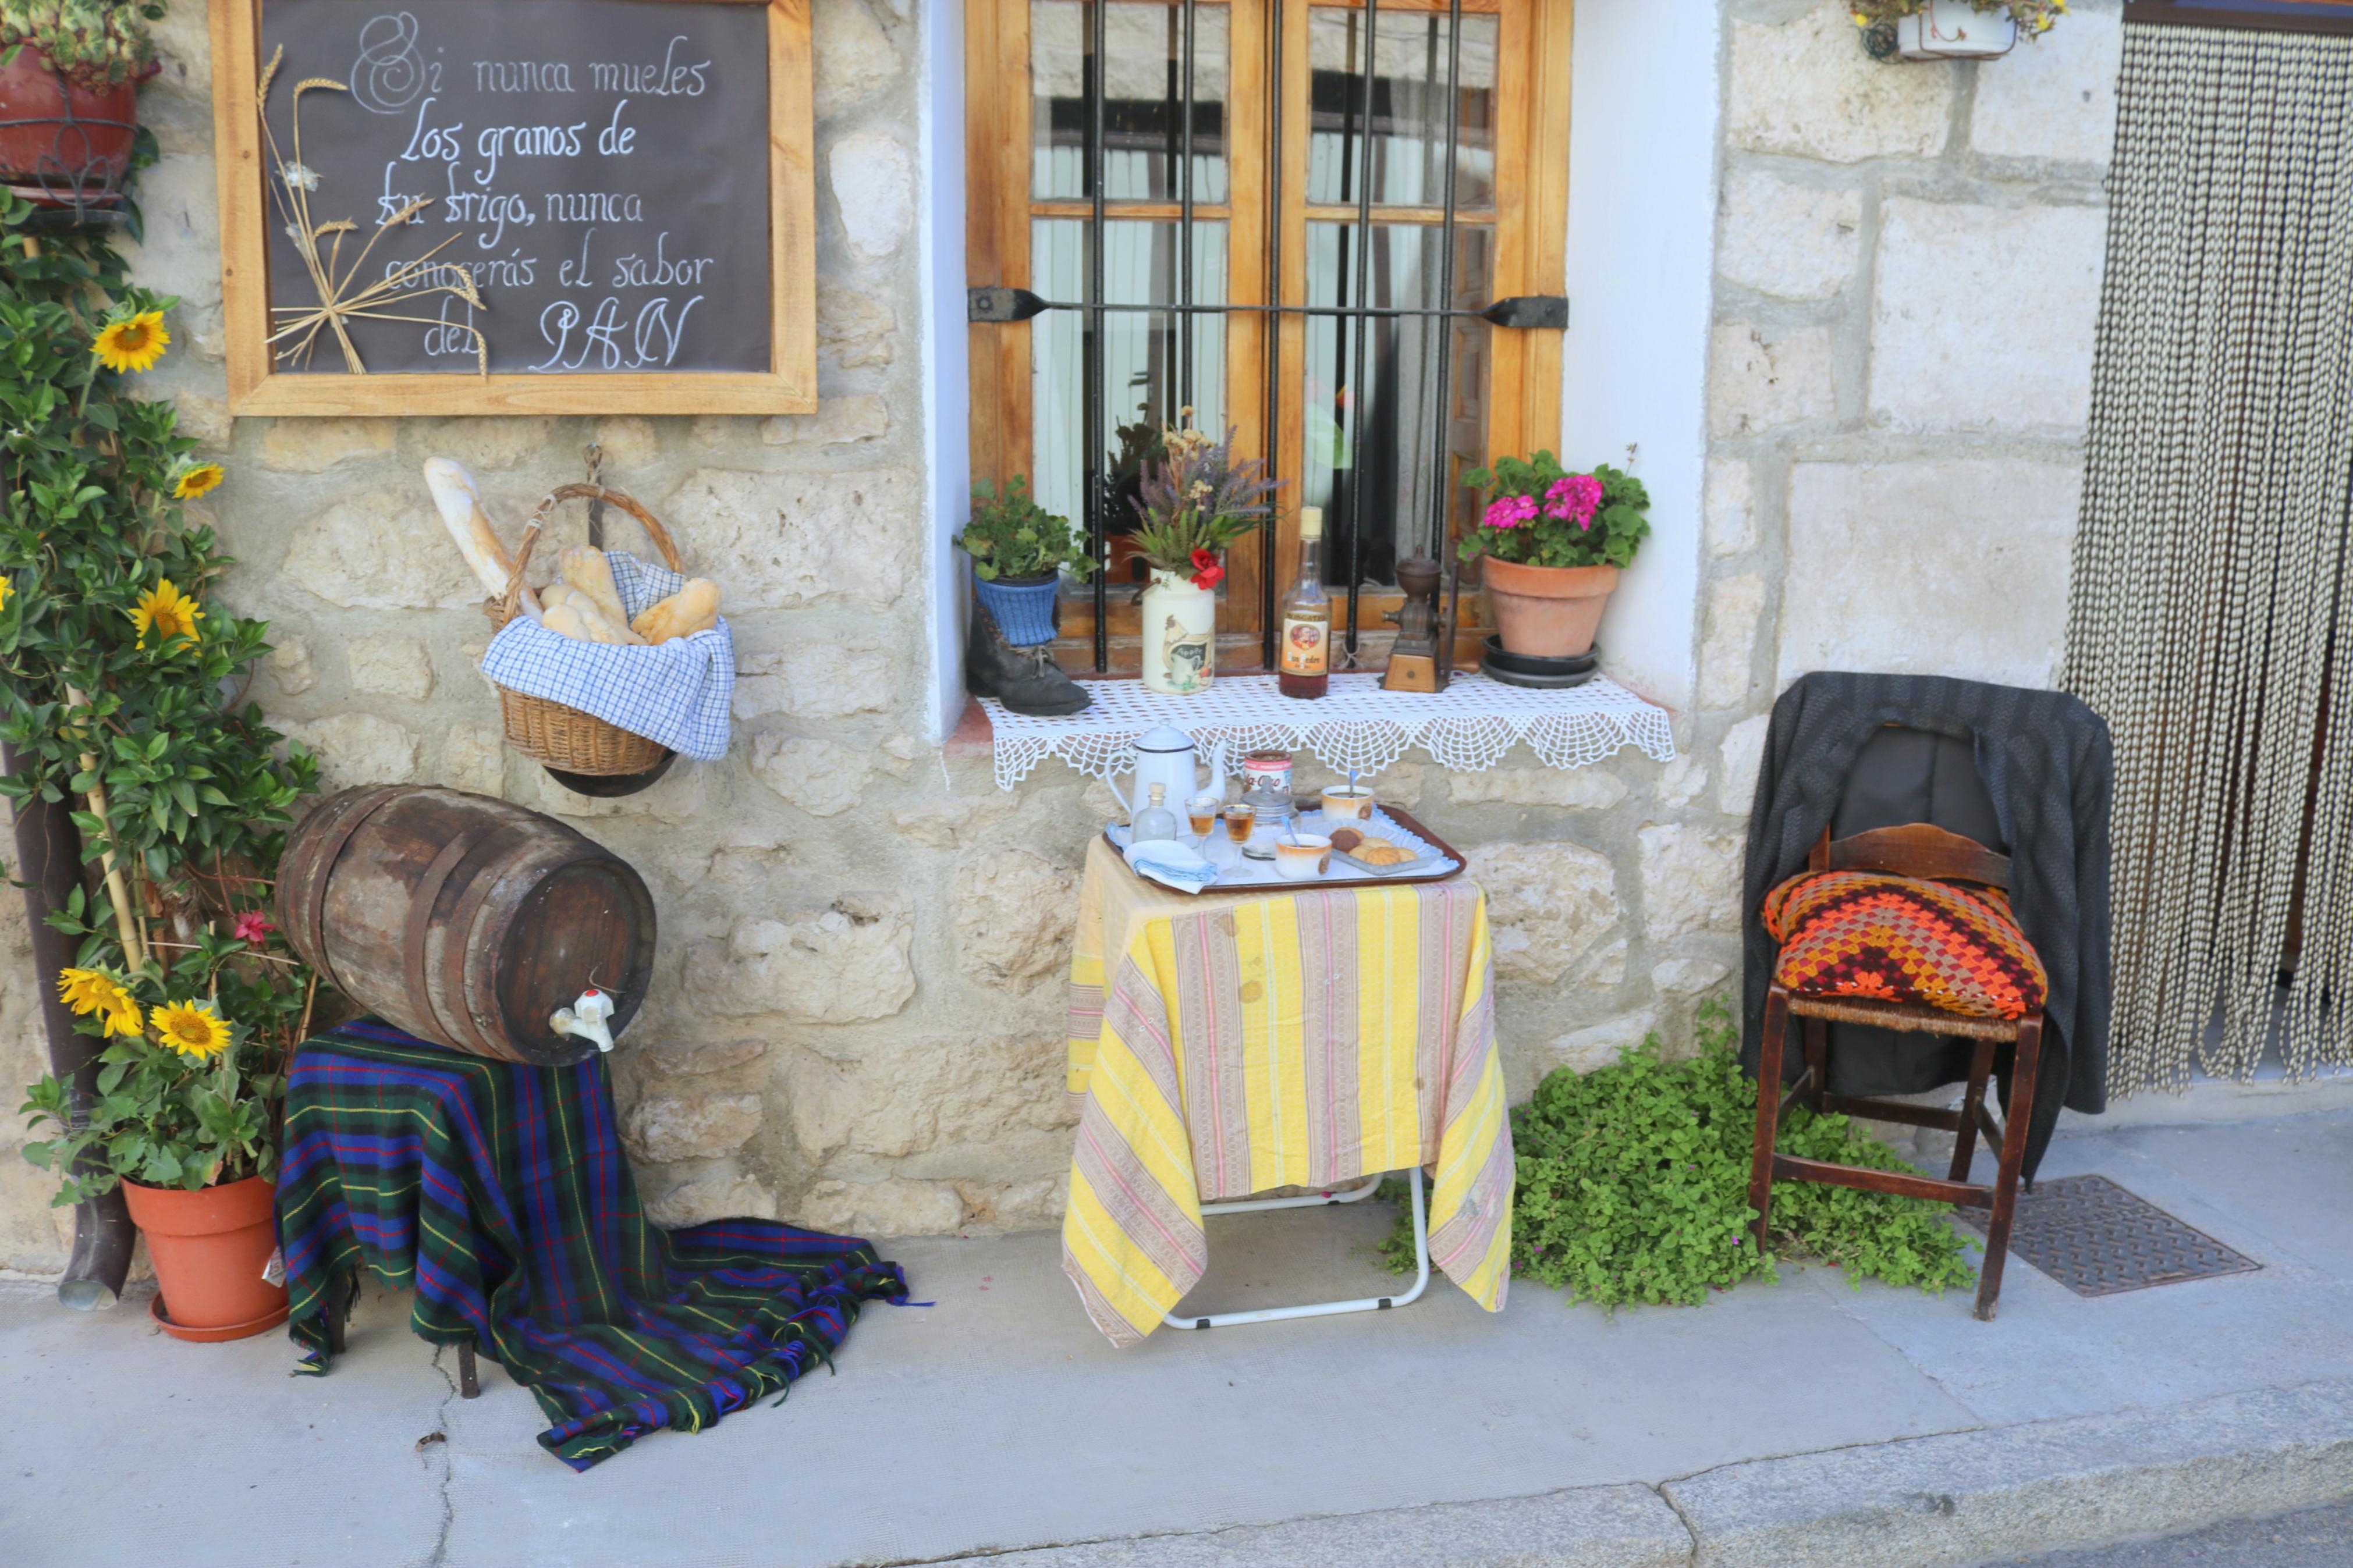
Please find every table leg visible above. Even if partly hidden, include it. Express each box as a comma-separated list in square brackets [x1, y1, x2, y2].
[1163, 1164, 1430, 1332]
[457, 1341, 480, 1399]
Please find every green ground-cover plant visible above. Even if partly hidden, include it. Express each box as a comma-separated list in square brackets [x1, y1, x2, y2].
[1382, 1000, 1975, 1304]
[3, 190, 320, 1200]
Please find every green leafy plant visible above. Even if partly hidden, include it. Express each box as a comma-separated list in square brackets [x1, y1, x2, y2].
[1457, 453, 1650, 571]
[3, 191, 320, 1202]
[1127, 413, 1280, 587]
[1849, 0, 2068, 36]
[957, 475, 1095, 582]
[1, 0, 166, 92]
[20, 919, 306, 1197]
[1380, 1000, 1976, 1304]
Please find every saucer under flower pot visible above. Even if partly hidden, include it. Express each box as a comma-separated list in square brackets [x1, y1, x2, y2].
[1482, 637, 1600, 689]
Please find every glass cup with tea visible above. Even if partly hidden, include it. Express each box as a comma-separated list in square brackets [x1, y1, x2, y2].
[1186, 792, 1225, 844]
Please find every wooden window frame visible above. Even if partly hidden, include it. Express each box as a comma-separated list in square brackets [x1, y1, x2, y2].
[965, 0, 1573, 674]
[208, 0, 818, 417]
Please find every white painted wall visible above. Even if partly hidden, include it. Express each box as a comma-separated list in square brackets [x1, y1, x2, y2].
[1559, 0, 1722, 716]
[921, 0, 973, 742]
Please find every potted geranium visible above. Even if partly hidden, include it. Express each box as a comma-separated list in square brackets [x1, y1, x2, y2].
[1459, 453, 1650, 660]
[20, 912, 304, 1341]
[956, 474, 1095, 648]
[0, 0, 165, 207]
[1127, 413, 1279, 695]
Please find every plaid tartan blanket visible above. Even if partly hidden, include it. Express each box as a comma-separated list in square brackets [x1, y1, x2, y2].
[277, 1021, 909, 1470]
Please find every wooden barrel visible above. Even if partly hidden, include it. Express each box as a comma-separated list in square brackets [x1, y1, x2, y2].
[276, 786, 656, 1066]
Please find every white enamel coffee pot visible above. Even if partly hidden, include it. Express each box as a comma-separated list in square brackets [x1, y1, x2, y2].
[1107, 726, 1227, 820]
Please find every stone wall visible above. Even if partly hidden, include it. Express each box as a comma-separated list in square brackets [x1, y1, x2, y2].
[1706, 0, 2117, 723]
[1, 0, 2124, 1269]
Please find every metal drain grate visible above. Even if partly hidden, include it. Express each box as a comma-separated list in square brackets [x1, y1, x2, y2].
[1961, 1174, 2261, 1297]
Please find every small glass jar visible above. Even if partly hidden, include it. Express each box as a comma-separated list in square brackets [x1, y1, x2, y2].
[1241, 749, 1293, 801]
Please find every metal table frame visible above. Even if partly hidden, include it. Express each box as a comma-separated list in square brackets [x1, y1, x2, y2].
[1162, 1163, 1429, 1331]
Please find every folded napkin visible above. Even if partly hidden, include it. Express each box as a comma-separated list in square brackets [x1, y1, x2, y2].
[1122, 841, 1219, 895]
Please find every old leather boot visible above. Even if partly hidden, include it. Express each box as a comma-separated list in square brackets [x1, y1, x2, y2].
[967, 605, 1091, 716]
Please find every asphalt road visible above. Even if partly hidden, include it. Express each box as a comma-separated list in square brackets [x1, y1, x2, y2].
[2007, 1499, 2353, 1566]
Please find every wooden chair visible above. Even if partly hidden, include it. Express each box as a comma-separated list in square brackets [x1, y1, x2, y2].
[1748, 822, 2044, 1321]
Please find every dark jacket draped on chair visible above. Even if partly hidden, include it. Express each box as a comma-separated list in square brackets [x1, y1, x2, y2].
[1741, 673, 2113, 1181]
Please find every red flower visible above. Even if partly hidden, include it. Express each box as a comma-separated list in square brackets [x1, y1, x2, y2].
[1188, 547, 1225, 589]
[233, 911, 275, 947]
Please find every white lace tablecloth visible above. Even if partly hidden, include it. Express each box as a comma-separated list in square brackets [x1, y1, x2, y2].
[979, 671, 1674, 790]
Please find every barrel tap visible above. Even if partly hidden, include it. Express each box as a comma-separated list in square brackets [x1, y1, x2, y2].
[550, 987, 617, 1052]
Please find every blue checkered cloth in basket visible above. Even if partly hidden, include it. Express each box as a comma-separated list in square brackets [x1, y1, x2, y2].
[480, 552, 734, 761]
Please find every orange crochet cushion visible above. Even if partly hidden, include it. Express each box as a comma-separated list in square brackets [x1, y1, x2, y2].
[1762, 871, 2048, 1020]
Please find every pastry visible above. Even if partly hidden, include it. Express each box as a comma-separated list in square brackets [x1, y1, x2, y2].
[1329, 827, 1365, 853]
[1357, 842, 1417, 867]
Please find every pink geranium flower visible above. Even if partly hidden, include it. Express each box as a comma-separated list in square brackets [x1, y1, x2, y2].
[233, 911, 275, 947]
[1543, 474, 1604, 529]
[1482, 493, 1539, 530]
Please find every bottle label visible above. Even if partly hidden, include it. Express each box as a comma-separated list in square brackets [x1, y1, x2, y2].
[1280, 617, 1329, 677]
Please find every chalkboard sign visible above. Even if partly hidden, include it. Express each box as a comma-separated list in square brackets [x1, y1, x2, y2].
[211, 0, 815, 415]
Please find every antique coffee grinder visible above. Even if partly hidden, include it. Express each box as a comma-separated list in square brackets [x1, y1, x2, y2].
[1381, 554, 1454, 694]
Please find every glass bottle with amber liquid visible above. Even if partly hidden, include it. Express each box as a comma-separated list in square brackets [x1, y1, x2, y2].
[1277, 506, 1331, 699]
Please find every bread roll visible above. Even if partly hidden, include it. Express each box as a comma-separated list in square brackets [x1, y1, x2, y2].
[422, 457, 538, 613]
[558, 546, 630, 629]
[541, 602, 592, 642]
[631, 578, 721, 643]
[539, 584, 575, 613]
[544, 600, 645, 646]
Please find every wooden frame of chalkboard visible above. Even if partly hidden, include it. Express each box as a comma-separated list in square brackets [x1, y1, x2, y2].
[208, 0, 817, 415]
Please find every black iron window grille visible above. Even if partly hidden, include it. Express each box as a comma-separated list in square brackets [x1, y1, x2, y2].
[973, 0, 1564, 675]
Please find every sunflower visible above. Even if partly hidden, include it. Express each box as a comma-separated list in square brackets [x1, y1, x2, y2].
[0, 575, 12, 614]
[91, 311, 170, 374]
[57, 967, 143, 1037]
[130, 578, 204, 647]
[171, 463, 225, 501]
[152, 1000, 232, 1061]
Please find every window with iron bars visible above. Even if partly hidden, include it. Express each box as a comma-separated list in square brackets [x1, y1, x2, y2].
[966, 0, 1573, 676]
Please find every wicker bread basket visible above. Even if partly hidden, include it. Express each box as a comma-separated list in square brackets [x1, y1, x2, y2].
[485, 483, 686, 777]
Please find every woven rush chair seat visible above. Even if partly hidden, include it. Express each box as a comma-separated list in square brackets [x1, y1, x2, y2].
[1749, 822, 2049, 1321]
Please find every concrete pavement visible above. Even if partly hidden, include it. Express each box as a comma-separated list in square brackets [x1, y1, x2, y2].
[2, 1092, 2351, 1567]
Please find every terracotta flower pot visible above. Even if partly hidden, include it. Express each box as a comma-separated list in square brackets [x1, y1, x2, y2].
[122, 1175, 290, 1342]
[1481, 558, 1619, 659]
[0, 48, 143, 203]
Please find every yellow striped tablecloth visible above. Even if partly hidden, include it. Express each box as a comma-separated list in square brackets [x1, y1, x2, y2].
[1063, 837, 1513, 1346]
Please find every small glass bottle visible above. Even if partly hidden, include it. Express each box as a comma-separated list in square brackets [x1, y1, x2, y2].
[1131, 783, 1181, 844]
[1277, 506, 1332, 699]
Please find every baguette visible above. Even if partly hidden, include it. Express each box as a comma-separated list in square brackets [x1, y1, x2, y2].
[558, 545, 631, 629]
[422, 457, 538, 613]
[631, 578, 721, 643]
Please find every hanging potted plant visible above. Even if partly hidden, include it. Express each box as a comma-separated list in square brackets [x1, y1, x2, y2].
[20, 926, 300, 1341]
[1460, 454, 1650, 660]
[1851, 1, 2067, 61]
[0, 0, 164, 209]
[956, 474, 1095, 648]
[1128, 413, 1279, 696]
